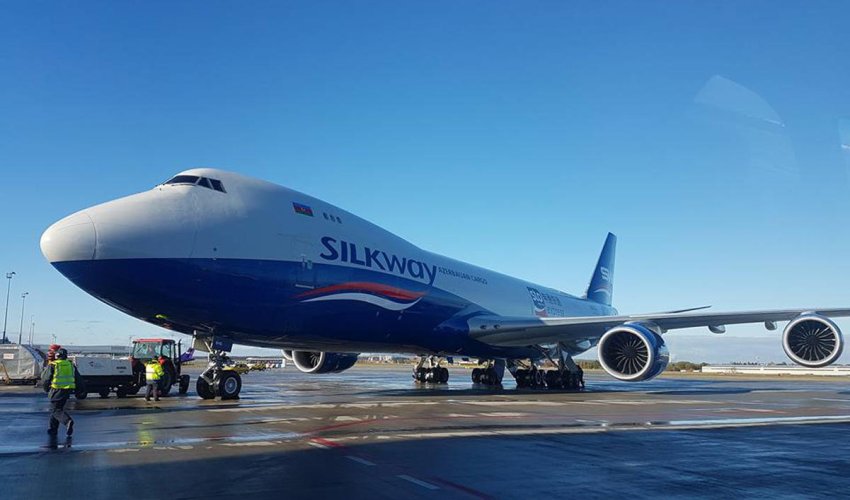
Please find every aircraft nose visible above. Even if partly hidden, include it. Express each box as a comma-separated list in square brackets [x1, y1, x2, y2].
[40, 211, 97, 263]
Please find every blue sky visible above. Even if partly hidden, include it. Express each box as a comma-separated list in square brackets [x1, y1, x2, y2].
[1, 2, 849, 362]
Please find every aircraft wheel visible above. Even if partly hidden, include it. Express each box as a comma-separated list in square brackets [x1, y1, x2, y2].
[514, 369, 528, 388]
[533, 370, 545, 388]
[471, 368, 482, 384]
[218, 371, 242, 400]
[439, 367, 449, 384]
[196, 377, 216, 400]
[545, 371, 561, 389]
[485, 368, 500, 385]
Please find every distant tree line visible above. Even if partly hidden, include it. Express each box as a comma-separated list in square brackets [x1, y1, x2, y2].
[730, 361, 789, 366]
[574, 360, 707, 372]
[577, 360, 602, 370]
[665, 361, 707, 372]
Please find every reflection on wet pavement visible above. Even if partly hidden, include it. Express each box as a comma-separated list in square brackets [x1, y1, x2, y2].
[2, 365, 849, 497]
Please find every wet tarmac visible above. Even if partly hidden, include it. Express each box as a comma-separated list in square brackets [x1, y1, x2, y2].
[2, 365, 850, 498]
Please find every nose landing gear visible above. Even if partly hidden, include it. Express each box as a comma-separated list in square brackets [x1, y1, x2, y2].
[413, 356, 450, 384]
[196, 338, 242, 400]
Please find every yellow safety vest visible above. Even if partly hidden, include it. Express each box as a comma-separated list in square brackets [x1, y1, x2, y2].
[51, 359, 76, 390]
[146, 361, 164, 381]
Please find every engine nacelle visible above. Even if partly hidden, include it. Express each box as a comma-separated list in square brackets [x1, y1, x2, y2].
[292, 351, 359, 374]
[598, 323, 670, 382]
[782, 314, 843, 368]
[281, 350, 293, 361]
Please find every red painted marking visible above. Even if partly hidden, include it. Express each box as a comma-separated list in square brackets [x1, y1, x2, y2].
[311, 437, 344, 449]
[296, 282, 426, 301]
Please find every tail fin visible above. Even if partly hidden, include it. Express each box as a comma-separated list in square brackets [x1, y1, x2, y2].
[585, 233, 617, 306]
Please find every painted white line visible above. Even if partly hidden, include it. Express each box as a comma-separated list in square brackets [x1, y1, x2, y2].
[307, 441, 329, 449]
[346, 455, 376, 466]
[222, 441, 277, 448]
[358, 414, 850, 441]
[666, 414, 850, 426]
[457, 400, 565, 407]
[397, 475, 440, 490]
[334, 416, 362, 422]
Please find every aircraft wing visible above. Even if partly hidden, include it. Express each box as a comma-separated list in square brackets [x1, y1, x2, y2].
[469, 308, 850, 348]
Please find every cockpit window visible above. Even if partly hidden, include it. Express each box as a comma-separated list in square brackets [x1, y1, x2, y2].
[162, 175, 226, 193]
[165, 175, 200, 185]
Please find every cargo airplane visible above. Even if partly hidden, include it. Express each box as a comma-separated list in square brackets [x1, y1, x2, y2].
[40, 169, 849, 399]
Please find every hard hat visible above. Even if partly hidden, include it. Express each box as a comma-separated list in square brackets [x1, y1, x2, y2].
[56, 348, 68, 360]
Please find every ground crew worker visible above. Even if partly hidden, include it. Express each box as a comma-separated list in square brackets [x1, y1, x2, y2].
[145, 357, 165, 401]
[42, 348, 80, 437]
[46, 343, 61, 365]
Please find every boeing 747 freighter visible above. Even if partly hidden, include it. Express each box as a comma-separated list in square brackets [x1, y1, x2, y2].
[40, 169, 849, 399]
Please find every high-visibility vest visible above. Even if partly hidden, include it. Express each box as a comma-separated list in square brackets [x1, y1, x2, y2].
[51, 359, 76, 389]
[146, 361, 164, 381]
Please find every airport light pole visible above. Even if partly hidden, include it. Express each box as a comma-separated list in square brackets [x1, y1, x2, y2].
[28, 316, 34, 346]
[18, 292, 28, 345]
[2, 271, 15, 344]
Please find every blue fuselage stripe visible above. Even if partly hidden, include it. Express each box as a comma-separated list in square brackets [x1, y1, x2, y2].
[54, 258, 535, 358]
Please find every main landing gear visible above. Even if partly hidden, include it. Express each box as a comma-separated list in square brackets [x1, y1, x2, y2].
[413, 356, 449, 384]
[510, 344, 585, 390]
[196, 339, 242, 400]
[472, 359, 505, 386]
[509, 360, 546, 389]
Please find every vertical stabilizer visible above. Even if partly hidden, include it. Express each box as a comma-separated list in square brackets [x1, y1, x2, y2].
[585, 233, 616, 306]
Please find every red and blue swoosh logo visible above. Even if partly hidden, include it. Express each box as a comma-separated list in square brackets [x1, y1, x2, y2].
[295, 282, 426, 311]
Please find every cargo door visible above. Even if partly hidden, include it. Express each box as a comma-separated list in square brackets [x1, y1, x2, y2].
[291, 237, 316, 289]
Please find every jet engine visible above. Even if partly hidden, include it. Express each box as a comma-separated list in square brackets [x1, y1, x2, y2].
[782, 314, 844, 368]
[597, 323, 670, 381]
[291, 351, 359, 374]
